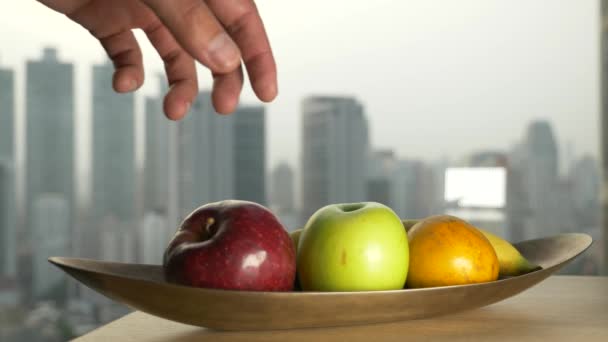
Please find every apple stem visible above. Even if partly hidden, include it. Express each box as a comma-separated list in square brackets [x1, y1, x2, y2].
[204, 217, 216, 237]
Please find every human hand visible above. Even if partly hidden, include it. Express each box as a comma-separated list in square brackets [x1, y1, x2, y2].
[39, 0, 277, 119]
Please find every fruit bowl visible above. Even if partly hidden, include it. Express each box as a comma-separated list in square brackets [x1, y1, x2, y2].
[49, 233, 591, 331]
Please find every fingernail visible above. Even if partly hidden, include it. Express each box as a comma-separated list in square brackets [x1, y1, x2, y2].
[183, 101, 191, 114]
[128, 79, 137, 92]
[207, 33, 240, 70]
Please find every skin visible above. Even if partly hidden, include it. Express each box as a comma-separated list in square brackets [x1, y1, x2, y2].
[38, 0, 278, 119]
[297, 202, 409, 292]
[406, 215, 499, 288]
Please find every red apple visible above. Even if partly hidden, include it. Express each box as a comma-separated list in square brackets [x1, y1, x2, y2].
[163, 200, 296, 291]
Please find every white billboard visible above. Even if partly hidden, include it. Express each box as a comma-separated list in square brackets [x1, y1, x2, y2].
[444, 167, 506, 208]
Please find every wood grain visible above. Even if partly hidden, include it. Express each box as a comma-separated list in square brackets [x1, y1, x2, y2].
[74, 276, 608, 341]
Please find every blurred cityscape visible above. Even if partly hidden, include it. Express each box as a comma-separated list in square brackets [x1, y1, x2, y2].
[0, 47, 605, 341]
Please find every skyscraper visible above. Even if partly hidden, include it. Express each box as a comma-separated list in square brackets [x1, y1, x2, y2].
[523, 120, 560, 239]
[143, 78, 170, 215]
[233, 106, 266, 204]
[0, 161, 16, 278]
[89, 61, 136, 258]
[367, 150, 397, 208]
[269, 162, 300, 230]
[570, 156, 601, 226]
[270, 162, 295, 213]
[92, 61, 136, 221]
[506, 143, 530, 242]
[301, 96, 369, 219]
[391, 160, 421, 220]
[26, 47, 74, 255]
[31, 194, 69, 299]
[0, 65, 14, 159]
[0, 64, 16, 278]
[138, 212, 170, 265]
[174, 92, 234, 220]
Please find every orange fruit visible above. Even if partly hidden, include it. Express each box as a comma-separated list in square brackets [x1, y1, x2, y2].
[406, 215, 499, 288]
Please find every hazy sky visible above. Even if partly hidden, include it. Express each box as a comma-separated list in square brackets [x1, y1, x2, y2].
[0, 1, 600, 179]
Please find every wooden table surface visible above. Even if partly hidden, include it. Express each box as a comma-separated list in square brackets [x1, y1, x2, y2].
[75, 275, 608, 341]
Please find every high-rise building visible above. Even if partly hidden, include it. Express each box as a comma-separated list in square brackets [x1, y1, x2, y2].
[367, 150, 397, 208]
[99, 216, 135, 263]
[143, 78, 170, 215]
[506, 143, 531, 242]
[92, 61, 136, 221]
[138, 212, 170, 265]
[0, 64, 16, 279]
[0, 161, 16, 278]
[31, 194, 69, 299]
[300, 96, 369, 219]
[270, 162, 295, 213]
[0, 65, 14, 159]
[173, 92, 234, 220]
[570, 156, 601, 228]
[25, 48, 74, 298]
[391, 160, 421, 220]
[89, 62, 136, 258]
[523, 120, 561, 239]
[269, 162, 300, 230]
[233, 106, 266, 204]
[25, 47, 74, 251]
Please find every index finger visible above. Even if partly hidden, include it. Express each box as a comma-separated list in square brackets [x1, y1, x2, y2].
[206, 0, 278, 102]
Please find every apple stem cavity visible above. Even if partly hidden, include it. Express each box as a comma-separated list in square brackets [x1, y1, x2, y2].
[339, 203, 365, 213]
[204, 217, 217, 237]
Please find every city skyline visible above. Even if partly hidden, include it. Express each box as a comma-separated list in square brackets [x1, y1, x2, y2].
[0, 1, 600, 175]
[0, 47, 603, 225]
[0, 47, 605, 340]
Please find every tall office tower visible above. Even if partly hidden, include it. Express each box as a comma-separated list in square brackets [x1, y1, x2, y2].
[270, 162, 295, 213]
[233, 106, 266, 205]
[25, 47, 74, 263]
[0, 65, 14, 159]
[173, 92, 234, 220]
[391, 160, 423, 220]
[31, 194, 69, 299]
[366, 150, 397, 208]
[138, 212, 169, 265]
[269, 162, 299, 230]
[89, 62, 136, 258]
[300, 96, 369, 220]
[143, 78, 170, 215]
[570, 156, 601, 228]
[0, 161, 16, 277]
[599, 0, 608, 274]
[0, 64, 16, 278]
[506, 143, 531, 242]
[523, 120, 561, 239]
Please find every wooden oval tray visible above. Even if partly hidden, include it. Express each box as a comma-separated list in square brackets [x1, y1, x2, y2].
[49, 233, 592, 331]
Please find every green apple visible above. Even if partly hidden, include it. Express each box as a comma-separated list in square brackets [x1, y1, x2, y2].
[297, 202, 409, 291]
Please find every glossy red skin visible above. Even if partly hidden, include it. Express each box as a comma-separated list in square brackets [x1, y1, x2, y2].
[163, 201, 296, 291]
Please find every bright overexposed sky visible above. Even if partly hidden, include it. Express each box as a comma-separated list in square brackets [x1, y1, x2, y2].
[0, 0, 601, 184]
